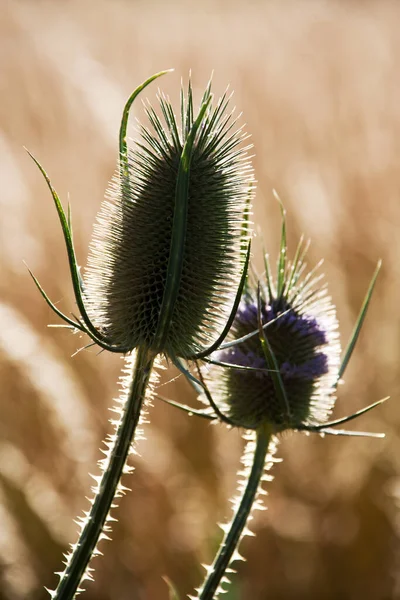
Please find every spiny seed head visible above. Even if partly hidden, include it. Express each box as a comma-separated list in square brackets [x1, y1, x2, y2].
[85, 77, 253, 357]
[207, 229, 341, 432]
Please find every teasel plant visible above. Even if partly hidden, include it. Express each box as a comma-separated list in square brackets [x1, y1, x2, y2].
[26, 70, 254, 599]
[161, 199, 387, 600]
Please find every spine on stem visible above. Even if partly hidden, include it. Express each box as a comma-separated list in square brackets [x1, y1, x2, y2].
[49, 346, 156, 600]
[195, 425, 278, 600]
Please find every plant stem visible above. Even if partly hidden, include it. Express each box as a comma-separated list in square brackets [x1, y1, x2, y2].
[198, 424, 272, 600]
[52, 345, 155, 600]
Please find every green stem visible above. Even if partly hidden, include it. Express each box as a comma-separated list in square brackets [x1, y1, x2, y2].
[52, 345, 155, 600]
[198, 425, 272, 600]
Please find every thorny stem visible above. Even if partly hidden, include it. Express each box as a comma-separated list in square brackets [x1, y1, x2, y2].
[52, 346, 155, 600]
[198, 424, 273, 600]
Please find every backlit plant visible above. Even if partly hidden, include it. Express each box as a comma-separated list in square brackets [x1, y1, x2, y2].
[27, 67, 386, 600]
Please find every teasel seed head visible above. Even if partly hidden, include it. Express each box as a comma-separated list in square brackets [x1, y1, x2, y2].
[85, 74, 253, 358]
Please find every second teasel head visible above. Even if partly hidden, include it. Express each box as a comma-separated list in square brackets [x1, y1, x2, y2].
[208, 223, 341, 432]
[200, 202, 383, 437]
[84, 72, 254, 358]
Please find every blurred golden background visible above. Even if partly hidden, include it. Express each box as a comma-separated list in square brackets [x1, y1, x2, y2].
[0, 1, 399, 598]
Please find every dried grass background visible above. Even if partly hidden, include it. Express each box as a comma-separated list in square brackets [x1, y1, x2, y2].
[0, 0, 399, 598]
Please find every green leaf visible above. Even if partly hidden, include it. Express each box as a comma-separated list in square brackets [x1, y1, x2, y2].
[194, 361, 239, 427]
[314, 428, 384, 438]
[204, 357, 275, 374]
[337, 260, 382, 384]
[263, 251, 274, 301]
[191, 241, 251, 360]
[119, 69, 173, 183]
[25, 150, 112, 344]
[299, 397, 388, 434]
[26, 264, 132, 353]
[285, 234, 305, 295]
[171, 355, 236, 426]
[256, 284, 291, 421]
[25, 263, 85, 332]
[156, 395, 217, 420]
[219, 307, 292, 351]
[273, 190, 287, 299]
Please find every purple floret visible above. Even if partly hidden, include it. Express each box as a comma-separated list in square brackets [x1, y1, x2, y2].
[280, 353, 328, 381]
[220, 295, 330, 386]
